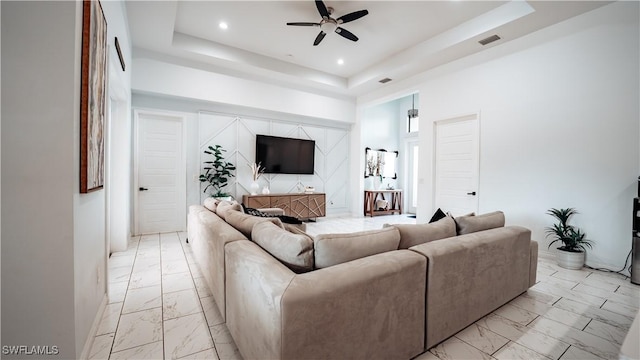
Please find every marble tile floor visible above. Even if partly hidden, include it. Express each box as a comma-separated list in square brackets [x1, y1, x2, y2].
[92, 214, 640, 360]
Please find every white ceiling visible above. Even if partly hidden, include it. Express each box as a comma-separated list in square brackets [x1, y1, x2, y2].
[126, 1, 610, 98]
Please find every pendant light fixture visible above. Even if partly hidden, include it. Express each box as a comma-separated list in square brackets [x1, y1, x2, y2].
[408, 94, 418, 119]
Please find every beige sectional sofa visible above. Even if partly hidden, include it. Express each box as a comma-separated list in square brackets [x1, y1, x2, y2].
[187, 201, 538, 360]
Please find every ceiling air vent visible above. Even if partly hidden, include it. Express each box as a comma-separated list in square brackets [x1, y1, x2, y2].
[479, 34, 501, 46]
[379, 78, 392, 84]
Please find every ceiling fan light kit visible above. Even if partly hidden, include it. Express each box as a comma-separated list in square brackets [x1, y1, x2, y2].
[287, 0, 369, 46]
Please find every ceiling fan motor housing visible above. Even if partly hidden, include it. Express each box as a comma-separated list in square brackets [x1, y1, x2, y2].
[320, 19, 338, 33]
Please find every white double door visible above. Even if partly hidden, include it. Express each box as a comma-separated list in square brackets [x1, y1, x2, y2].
[433, 114, 479, 216]
[134, 111, 186, 234]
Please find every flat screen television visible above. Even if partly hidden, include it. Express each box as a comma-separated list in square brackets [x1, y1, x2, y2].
[256, 135, 315, 175]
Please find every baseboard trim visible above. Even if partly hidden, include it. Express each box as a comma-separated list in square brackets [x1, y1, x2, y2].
[79, 294, 108, 360]
[539, 249, 631, 277]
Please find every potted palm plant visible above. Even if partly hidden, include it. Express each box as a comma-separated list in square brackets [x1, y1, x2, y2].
[199, 145, 236, 199]
[545, 208, 593, 269]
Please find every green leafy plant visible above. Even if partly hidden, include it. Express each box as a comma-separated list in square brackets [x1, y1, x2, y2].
[199, 145, 236, 198]
[545, 208, 593, 253]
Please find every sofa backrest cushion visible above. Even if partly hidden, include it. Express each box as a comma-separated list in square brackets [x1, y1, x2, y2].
[455, 211, 505, 235]
[203, 197, 220, 212]
[252, 221, 314, 273]
[225, 211, 284, 239]
[216, 200, 243, 220]
[386, 217, 456, 249]
[314, 227, 401, 269]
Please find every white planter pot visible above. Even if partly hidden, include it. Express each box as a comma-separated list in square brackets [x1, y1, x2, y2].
[556, 249, 585, 270]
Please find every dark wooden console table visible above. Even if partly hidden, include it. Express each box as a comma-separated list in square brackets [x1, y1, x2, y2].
[364, 189, 403, 217]
[242, 193, 326, 220]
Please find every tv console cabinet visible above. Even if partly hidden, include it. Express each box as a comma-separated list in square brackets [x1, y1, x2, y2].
[242, 193, 326, 220]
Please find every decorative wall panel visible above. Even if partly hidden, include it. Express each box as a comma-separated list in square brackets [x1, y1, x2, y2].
[198, 112, 350, 214]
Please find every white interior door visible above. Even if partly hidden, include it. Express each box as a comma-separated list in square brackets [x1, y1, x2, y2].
[135, 111, 186, 234]
[433, 114, 479, 216]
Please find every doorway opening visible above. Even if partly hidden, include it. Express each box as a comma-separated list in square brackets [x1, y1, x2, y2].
[133, 110, 187, 235]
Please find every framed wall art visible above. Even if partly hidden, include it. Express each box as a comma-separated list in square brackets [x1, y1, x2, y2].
[80, 0, 107, 193]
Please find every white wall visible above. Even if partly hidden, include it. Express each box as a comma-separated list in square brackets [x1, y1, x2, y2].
[131, 94, 352, 218]
[75, 0, 133, 355]
[131, 52, 357, 218]
[1, 0, 3, 349]
[362, 102, 400, 151]
[2, 1, 133, 357]
[429, 1, 637, 270]
[2, 2, 79, 357]
[132, 57, 356, 124]
[362, 101, 400, 190]
[354, 94, 419, 215]
[360, 2, 639, 271]
[103, 1, 133, 254]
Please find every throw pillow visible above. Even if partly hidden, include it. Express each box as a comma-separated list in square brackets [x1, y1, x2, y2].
[455, 211, 505, 235]
[385, 217, 456, 249]
[314, 227, 401, 269]
[203, 197, 220, 212]
[252, 221, 314, 273]
[429, 208, 447, 223]
[216, 200, 242, 220]
[225, 210, 284, 239]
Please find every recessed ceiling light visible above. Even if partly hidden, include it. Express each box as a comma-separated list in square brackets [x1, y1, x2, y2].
[337, 58, 344, 65]
[219, 22, 228, 30]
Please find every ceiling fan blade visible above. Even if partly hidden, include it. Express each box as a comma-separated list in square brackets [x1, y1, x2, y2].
[286, 22, 320, 26]
[335, 27, 359, 42]
[315, 0, 330, 19]
[337, 9, 369, 24]
[313, 31, 326, 46]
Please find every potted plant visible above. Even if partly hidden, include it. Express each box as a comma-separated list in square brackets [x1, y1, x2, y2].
[545, 208, 593, 269]
[199, 145, 236, 199]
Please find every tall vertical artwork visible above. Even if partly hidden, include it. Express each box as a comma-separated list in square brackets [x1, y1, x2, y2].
[80, 0, 107, 193]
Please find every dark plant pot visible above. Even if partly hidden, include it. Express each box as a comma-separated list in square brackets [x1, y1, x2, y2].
[556, 248, 585, 270]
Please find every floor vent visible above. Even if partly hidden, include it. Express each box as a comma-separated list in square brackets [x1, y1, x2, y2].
[479, 34, 501, 46]
[379, 77, 392, 84]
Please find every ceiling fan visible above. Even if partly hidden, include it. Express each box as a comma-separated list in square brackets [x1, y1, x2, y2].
[287, 0, 369, 46]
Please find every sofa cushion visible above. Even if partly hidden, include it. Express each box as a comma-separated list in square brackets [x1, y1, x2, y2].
[252, 221, 314, 273]
[455, 211, 505, 235]
[216, 200, 243, 220]
[203, 197, 220, 212]
[225, 210, 284, 239]
[385, 217, 456, 249]
[314, 227, 401, 269]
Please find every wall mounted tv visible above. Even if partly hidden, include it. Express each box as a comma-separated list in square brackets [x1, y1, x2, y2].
[256, 135, 315, 175]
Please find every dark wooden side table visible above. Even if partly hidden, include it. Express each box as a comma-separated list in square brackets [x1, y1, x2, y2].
[364, 189, 403, 217]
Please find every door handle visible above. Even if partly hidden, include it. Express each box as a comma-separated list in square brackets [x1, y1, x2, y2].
[139, 187, 149, 191]
[467, 191, 476, 196]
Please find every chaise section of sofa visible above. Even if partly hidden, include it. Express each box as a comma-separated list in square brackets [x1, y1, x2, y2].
[409, 225, 536, 349]
[224, 240, 427, 360]
[187, 204, 248, 320]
